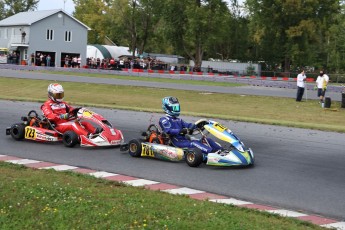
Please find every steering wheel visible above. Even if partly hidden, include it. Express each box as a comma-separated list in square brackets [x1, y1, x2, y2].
[69, 107, 82, 118]
[194, 119, 209, 131]
[147, 124, 161, 134]
[27, 110, 40, 119]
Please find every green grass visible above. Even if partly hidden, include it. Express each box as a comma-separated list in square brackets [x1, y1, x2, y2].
[0, 162, 323, 229]
[1, 76, 345, 132]
[37, 70, 244, 87]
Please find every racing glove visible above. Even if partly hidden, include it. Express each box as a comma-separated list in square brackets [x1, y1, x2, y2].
[179, 128, 188, 135]
[59, 113, 69, 120]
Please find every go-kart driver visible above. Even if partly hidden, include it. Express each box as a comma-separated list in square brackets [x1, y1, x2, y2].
[159, 96, 221, 154]
[41, 83, 100, 136]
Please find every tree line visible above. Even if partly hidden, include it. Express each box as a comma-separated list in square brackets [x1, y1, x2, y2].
[2, 0, 345, 73]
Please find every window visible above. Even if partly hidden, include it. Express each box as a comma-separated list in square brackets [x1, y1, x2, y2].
[23, 49, 28, 60]
[65, 31, 72, 42]
[46, 29, 54, 40]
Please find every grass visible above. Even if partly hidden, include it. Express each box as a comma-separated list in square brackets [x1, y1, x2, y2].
[0, 162, 324, 229]
[1, 76, 345, 132]
[37, 70, 245, 87]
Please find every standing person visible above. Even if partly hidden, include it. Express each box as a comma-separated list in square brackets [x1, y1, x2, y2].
[46, 55, 51, 67]
[30, 53, 35, 66]
[21, 30, 26, 43]
[296, 69, 306, 102]
[64, 55, 69, 67]
[316, 70, 329, 104]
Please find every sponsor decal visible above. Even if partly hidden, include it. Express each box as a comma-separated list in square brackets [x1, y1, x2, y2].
[110, 129, 116, 135]
[111, 140, 121, 145]
[159, 149, 177, 158]
[51, 103, 66, 110]
[213, 122, 226, 132]
[191, 142, 208, 152]
[161, 119, 171, 128]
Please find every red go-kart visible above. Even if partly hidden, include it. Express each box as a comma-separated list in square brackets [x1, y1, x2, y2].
[6, 108, 125, 148]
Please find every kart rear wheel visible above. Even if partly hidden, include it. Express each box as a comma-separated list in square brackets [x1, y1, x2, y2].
[185, 148, 203, 167]
[62, 131, 79, 148]
[128, 139, 142, 157]
[10, 123, 25, 141]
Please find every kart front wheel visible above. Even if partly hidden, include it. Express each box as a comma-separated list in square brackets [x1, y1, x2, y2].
[62, 131, 79, 148]
[10, 123, 25, 141]
[128, 139, 142, 157]
[185, 148, 203, 167]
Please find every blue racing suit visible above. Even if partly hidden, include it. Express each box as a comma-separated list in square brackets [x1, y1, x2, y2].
[159, 115, 221, 154]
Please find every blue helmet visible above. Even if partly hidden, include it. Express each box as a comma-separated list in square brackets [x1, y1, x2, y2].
[162, 96, 180, 117]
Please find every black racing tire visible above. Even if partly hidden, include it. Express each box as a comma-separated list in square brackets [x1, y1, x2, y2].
[10, 123, 25, 141]
[185, 148, 203, 167]
[128, 139, 143, 157]
[62, 131, 79, 148]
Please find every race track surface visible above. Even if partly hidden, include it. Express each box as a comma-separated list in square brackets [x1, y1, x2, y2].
[1, 100, 345, 220]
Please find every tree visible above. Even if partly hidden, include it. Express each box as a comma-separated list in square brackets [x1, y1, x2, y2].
[74, 0, 162, 56]
[108, 0, 162, 56]
[246, 0, 340, 72]
[73, 0, 111, 44]
[161, 0, 229, 69]
[0, 0, 38, 20]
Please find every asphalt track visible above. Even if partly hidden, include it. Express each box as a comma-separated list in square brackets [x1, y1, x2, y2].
[1, 100, 345, 221]
[1, 68, 345, 221]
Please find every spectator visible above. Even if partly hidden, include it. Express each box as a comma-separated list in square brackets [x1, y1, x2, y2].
[46, 55, 51, 67]
[64, 55, 70, 67]
[30, 53, 34, 66]
[296, 69, 306, 102]
[21, 30, 26, 43]
[77, 56, 81, 68]
[315, 70, 329, 104]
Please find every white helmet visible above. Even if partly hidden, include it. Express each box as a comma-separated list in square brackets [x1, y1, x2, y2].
[48, 83, 64, 102]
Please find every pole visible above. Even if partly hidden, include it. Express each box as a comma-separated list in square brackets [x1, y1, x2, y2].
[305, 84, 308, 102]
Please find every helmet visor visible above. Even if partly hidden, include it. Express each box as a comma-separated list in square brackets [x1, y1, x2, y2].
[53, 92, 64, 100]
[171, 104, 180, 112]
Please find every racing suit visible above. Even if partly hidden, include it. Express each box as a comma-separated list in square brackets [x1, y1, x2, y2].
[159, 115, 221, 154]
[41, 99, 95, 135]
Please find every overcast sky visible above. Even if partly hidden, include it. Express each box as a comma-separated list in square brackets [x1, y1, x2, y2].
[37, 0, 75, 14]
[37, 0, 244, 15]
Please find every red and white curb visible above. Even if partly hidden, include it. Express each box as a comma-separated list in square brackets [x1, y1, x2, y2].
[1, 154, 344, 229]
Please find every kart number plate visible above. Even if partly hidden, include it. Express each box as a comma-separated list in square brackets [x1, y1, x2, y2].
[25, 127, 37, 140]
[213, 123, 226, 132]
[141, 144, 154, 157]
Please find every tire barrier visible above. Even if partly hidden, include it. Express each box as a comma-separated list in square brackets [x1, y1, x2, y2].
[325, 97, 331, 108]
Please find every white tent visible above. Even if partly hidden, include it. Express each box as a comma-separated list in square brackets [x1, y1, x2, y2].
[87, 45, 132, 60]
[103, 45, 131, 59]
[86, 45, 104, 59]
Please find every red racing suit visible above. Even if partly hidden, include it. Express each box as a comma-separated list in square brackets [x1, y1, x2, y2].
[41, 99, 95, 136]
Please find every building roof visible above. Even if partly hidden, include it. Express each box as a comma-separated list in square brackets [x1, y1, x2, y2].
[0, 9, 91, 30]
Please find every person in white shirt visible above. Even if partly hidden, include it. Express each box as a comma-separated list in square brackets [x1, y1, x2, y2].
[315, 70, 329, 103]
[296, 69, 307, 102]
